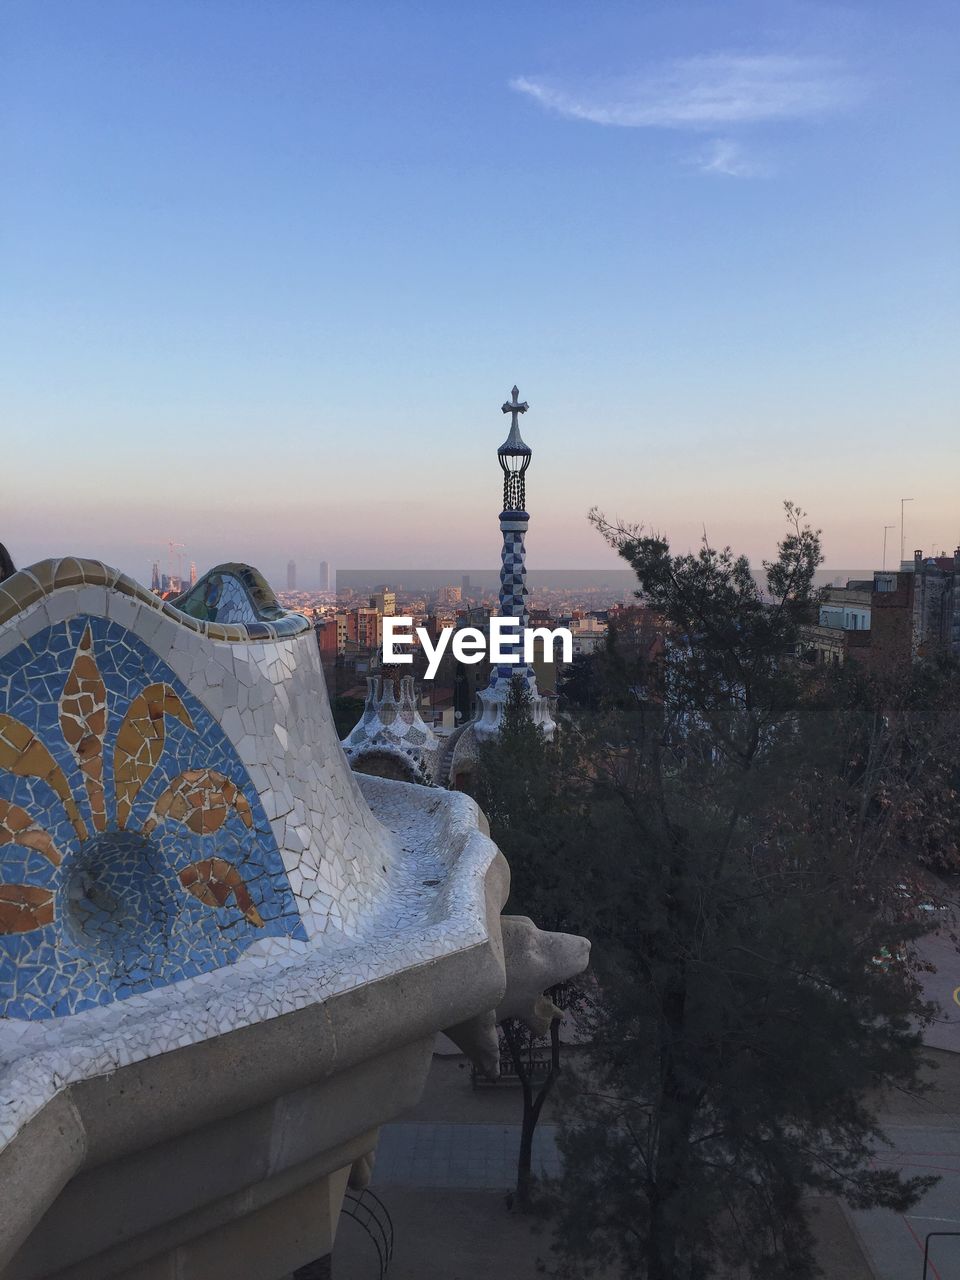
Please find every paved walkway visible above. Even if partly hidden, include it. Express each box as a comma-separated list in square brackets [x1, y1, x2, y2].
[853, 1121, 960, 1280]
[357, 1051, 960, 1278]
[852, 931, 960, 1277]
[839, 930, 960, 1277]
[333, 1187, 580, 1280]
[372, 1122, 561, 1189]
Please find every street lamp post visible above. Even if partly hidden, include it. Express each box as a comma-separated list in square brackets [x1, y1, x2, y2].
[900, 498, 914, 567]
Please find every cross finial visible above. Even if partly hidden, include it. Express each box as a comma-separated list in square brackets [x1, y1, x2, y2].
[501, 385, 529, 430]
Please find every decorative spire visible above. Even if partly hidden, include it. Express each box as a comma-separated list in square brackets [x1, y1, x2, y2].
[474, 384, 555, 743]
[497, 385, 532, 512]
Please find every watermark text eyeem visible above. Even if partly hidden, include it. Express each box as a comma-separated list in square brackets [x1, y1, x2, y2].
[383, 617, 572, 680]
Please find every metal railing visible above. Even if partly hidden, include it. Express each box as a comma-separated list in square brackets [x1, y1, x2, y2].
[923, 1230, 960, 1279]
[340, 1186, 395, 1278]
[471, 1043, 553, 1088]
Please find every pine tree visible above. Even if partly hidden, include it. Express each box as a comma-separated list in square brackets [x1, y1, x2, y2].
[471, 678, 586, 1209]
[542, 505, 940, 1279]
[473, 677, 583, 934]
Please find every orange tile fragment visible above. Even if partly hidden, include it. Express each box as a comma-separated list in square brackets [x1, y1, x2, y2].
[0, 799, 62, 866]
[59, 624, 108, 833]
[142, 769, 254, 837]
[0, 884, 54, 934]
[0, 713, 88, 842]
[114, 684, 194, 829]
[177, 857, 264, 927]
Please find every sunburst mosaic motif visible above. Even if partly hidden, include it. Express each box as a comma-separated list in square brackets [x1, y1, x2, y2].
[0, 615, 306, 1020]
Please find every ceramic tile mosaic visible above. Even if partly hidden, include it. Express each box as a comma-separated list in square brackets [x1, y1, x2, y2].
[175, 563, 306, 637]
[0, 615, 307, 1019]
[475, 517, 556, 739]
[0, 771, 500, 1151]
[176, 569, 262, 626]
[0, 560, 507, 1151]
[341, 676, 441, 782]
[486, 516, 535, 688]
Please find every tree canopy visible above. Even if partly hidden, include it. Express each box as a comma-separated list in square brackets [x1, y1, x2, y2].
[479, 504, 947, 1279]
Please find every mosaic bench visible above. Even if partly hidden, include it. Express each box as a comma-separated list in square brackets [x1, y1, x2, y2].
[0, 559, 588, 1280]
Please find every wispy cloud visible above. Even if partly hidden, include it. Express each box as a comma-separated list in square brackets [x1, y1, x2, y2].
[694, 138, 765, 178]
[510, 54, 864, 130]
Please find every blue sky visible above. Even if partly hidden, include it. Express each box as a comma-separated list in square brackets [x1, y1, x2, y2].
[2, 1, 957, 587]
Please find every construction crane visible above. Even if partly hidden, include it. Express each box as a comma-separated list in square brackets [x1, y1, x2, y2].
[168, 540, 185, 591]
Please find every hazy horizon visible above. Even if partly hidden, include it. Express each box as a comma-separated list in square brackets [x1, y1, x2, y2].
[337, 567, 878, 595]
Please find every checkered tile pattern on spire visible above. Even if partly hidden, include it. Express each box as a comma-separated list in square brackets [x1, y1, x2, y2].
[489, 522, 536, 688]
[499, 528, 528, 623]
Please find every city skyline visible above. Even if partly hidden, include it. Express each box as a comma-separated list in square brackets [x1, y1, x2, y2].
[2, 2, 957, 578]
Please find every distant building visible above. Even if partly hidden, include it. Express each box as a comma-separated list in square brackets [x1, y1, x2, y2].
[911, 549, 960, 660]
[818, 585, 871, 633]
[347, 607, 382, 651]
[800, 550, 960, 672]
[568, 614, 607, 658]
[286, 559, 297, 591]
[319, 560, 331, 592]
[315, 617, 339, 661]
[423, 612, 455, 645]
[437, 585, 462, 606]
[189, 561, 198, 586]
[460, 604, 490, 630]
[370, 588, 396, 616]
[867, 552, 960, 671]
[799, 583, 873, 666]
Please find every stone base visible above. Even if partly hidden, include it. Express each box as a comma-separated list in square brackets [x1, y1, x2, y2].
[95, 1167, 349, 1280]
[3, 1033, 436, 1280]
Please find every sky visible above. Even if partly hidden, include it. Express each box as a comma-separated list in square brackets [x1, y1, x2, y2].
[1, 1, 957, 588]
